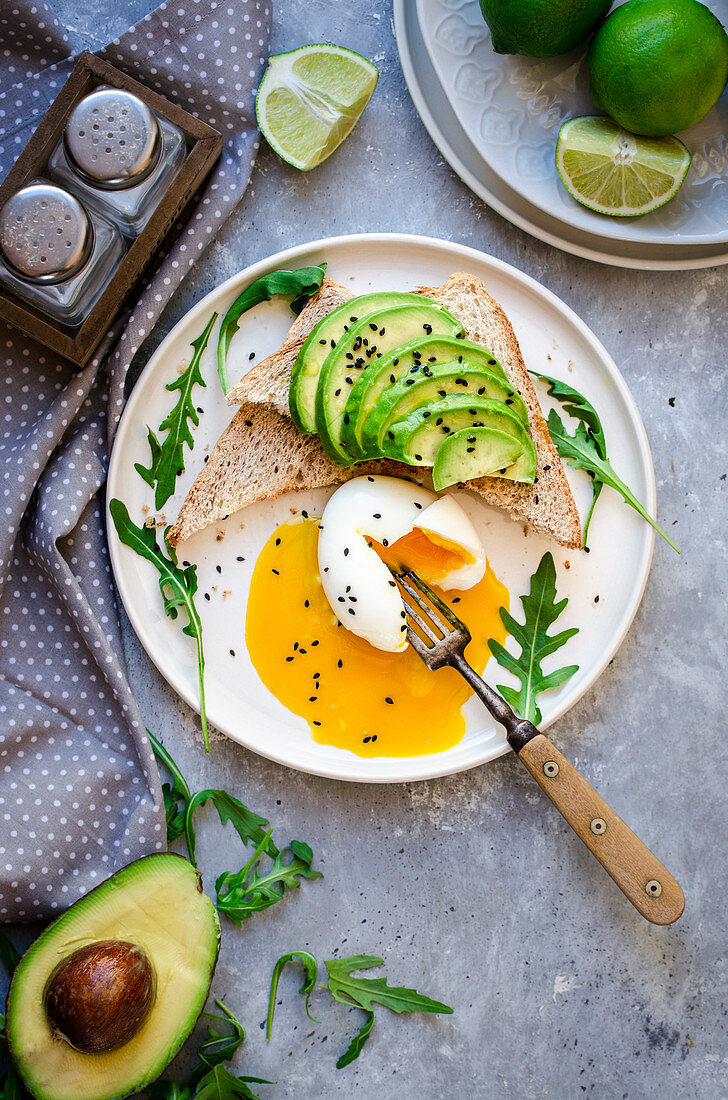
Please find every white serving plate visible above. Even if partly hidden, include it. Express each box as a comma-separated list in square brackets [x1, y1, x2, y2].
[107, 233, 656, 783]
[395, 0, 728, 269]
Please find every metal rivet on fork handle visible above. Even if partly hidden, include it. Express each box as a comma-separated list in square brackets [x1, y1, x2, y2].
[590, 818, 607, 836]
[542, 760, 559, 778]
[645, 879, 663, 898]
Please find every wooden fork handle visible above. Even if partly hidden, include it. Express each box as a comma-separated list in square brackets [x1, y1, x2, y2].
[517, 734, 685, 925]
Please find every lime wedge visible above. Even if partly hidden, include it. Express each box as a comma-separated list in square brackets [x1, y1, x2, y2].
[556, 116, 691, 218]
[256, 44, 378, 171]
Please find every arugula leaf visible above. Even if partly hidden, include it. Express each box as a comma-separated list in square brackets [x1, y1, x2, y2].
[192, 1066, 268, 1100]
[336, 1010, 374, 1070]
[216, 265, 326, 394]
[136, 313, 217, 511]
[546, 410, 680, 553]
[109, 501, 208, 752]
[0, 1063, 27, 1100]
[196, 1001, 246, 1075]
[324, 955, 453, 1069]
[184, 791, 276, 868]
[488, 552, 579, 726]
[0, 932, 19, 977]
[266, 951, 319, 1040]
[532, 371, 679, 552]
[216, 837, 321, 926]
[148, 731, 191, 846]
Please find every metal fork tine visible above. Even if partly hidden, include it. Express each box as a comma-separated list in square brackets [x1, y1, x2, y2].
[403, 570, 470, 635]
[396, 575, 447, 637]
[398, 594, 440, 646]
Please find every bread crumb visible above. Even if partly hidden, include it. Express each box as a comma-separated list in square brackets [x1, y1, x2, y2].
[144, 516, 155, 528]
[564, 559, 570, 569]
[568, 360, 574, 373]
[177, 358, 190, 375]
[223, 589, 232, 598]
[523, 524, 529, 537]
[239, 522, 246, 530]
[142, 504, 150, 514]
[216, 529, 225, 541]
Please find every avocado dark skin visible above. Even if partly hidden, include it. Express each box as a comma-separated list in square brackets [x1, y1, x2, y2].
[44, 940, 156, 1053]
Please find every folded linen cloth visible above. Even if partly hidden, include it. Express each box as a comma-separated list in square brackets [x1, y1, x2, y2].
[0, 0, 270, 921]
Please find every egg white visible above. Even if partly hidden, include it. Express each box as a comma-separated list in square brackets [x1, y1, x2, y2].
[317, 476, 486, 652]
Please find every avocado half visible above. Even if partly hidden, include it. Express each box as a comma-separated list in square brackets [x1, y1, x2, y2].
[6, 853, 221, 1100]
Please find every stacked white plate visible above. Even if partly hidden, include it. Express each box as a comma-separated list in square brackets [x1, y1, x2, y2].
[395, 0, 728, 269]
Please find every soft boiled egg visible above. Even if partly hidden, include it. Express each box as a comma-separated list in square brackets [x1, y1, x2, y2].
[245, 476, 509, 759]
[318, 476, 486, 652]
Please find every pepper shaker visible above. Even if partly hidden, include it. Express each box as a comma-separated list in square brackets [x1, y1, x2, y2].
[0, 180, 126, 327]
[48, 85, 186, 237]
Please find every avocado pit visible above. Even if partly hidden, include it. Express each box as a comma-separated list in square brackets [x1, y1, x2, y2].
[44, 939, 156, 1054]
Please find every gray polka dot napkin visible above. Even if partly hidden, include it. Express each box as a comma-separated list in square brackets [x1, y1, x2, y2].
[0, 0, 270, 921]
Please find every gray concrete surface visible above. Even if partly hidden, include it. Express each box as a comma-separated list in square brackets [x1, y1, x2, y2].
[13, 1, 728, 1097]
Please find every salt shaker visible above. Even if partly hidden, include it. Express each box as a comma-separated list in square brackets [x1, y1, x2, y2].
[0, 180, 126, 327]
[48, 86, 186, 237]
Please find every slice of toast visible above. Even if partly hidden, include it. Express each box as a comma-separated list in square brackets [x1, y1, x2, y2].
[169, 273, 581, 548]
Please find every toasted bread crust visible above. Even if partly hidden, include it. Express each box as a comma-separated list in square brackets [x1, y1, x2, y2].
[170, 273, 581, 548]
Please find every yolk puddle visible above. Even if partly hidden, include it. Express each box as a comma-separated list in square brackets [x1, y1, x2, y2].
[245, 518, 509, 758]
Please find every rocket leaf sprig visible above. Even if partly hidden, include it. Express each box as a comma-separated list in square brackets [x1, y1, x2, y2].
[532, 371, 679, 552]
[136, 311, 217, 511]
[266, 951, 452, 1069]
[488, 552, 579, 726]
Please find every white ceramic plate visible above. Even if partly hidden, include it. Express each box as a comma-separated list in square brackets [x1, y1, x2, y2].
[395, 0, 728, 269]
[107, 233, 656, 783]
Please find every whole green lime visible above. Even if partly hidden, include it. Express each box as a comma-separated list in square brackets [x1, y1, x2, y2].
[479, 0, 613, 56]
[589, 0, 728, 136]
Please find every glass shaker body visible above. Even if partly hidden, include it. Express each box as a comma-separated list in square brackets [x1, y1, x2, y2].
[0, 180, 126, 327]
[48, 86, 186, 237]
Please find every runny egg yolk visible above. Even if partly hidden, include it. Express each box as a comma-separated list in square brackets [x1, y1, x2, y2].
[245, 518, 509, 758]
[372, 526, 474, 585]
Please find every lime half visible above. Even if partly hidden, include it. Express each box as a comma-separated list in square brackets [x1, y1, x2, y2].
[256, 44, 378, 171]
[556, 116, 691, 218]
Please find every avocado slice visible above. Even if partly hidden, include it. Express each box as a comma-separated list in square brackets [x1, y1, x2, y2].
[341, 336, 509, 459]
[433, 427, 525, 491]
[382, 394, 537, 482]
[288, 292, 435, 434]
[358, 358, 529, 457]
[315, 303, 465, 465]
[7, 853, 220, 1100]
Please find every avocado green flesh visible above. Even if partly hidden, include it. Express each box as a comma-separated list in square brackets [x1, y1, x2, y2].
[6, 853, 220, 1100]
[315, 303, 464, 465]
[433, 427, 525, 491]
[342, 336, 509, 458]
[288, 292, 434, 433]
[382, 395, 537, 482]
[360, 359, 528, 457]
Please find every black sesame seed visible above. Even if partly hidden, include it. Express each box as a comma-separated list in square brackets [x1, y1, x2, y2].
[388, 430, 394, 440]
[248, 351, 256, 361]
[302, 510, 309, 518]
[443, 426, 450, 434]
[371, 734, 378, 742]
[237, 555, 245, 561]
[330, 339, 336, 348]
[294, 642, 299, 651]
[423, 324, 432, 334]
[405, 378, 415, 386]
[230, 649, 236, 656]
[506, 399, 513, 405]
[388, 580, 396, 587]
[535, 495, 539, 504]
[304, 599, 310, 608]
[390, 374, 396, 383]
[414, 502, 422, 509]
[467, 447, 475, 453]
[335, 388, 341, 397]
[367, 476, 374, 482]
[543, 464, 551, 472]
[458, 355, 463, 363]
[313, 672, 320, 679]
[414, 454, 422, 461]
[385, 697, 394, 704]
[299, 648, 307, 654]
[369, 322, 378, 331]
[275, 538, 281, 547]
[313, 721, 321, 727]
[182, 560, 191, 567]
[343, 413, 350, 425]
[349, 596, 357, 603]
[344, 547, 349, 556]
[467, 435, 476, 443]
[324, 566, 329, 572]
[452, 597, 461, 603]
[422, 410, 431, 418]
[309, 696, 317, 702]
[488, 359, 496, 365]
[373, 513, 381, 519]
[595, 595, 600, 603]
[436, 417, 443, 426]
[311, 639, 319, 646]
[346, 585, 351, 593]
[244, 419, 253, 427]
[382, 538, 389, 547]
[286, 656, 294, 663]
[346, 352, 354, 360]
[351, 316, 358, 323]
[348, 608, 355, 616]
[271, 568, 279, 576]
[363, 736, 371, 743]
[478, 387, 486, 396]
[204, 592, 211, 601]
[353, 337, 362, 351]
[392, 358, 399, 366]
[338, 658, 343, 668]
[379, 328, 385, 336]
[196, 406, 204, 414]
[319, 339, 327, 345]
[438, 390, 446, 397]
[338, 596, 345, 603]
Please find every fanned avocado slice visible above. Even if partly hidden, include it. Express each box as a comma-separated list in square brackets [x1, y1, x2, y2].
[341, 336, 509, 459]
[358, 358, 528, 457]
[6, 853, 220, 1100]
[433, 427, 525, 491]
[315, 302, 464, 465]
[382, 394, 537, 482]
[289, 292, 432, 433]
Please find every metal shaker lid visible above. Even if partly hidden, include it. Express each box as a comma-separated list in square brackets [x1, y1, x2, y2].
[0, 181, 94, 284]
[64, 86, 162, 190]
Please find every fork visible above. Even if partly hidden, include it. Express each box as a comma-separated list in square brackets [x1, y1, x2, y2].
[394, 569, 685, 926]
